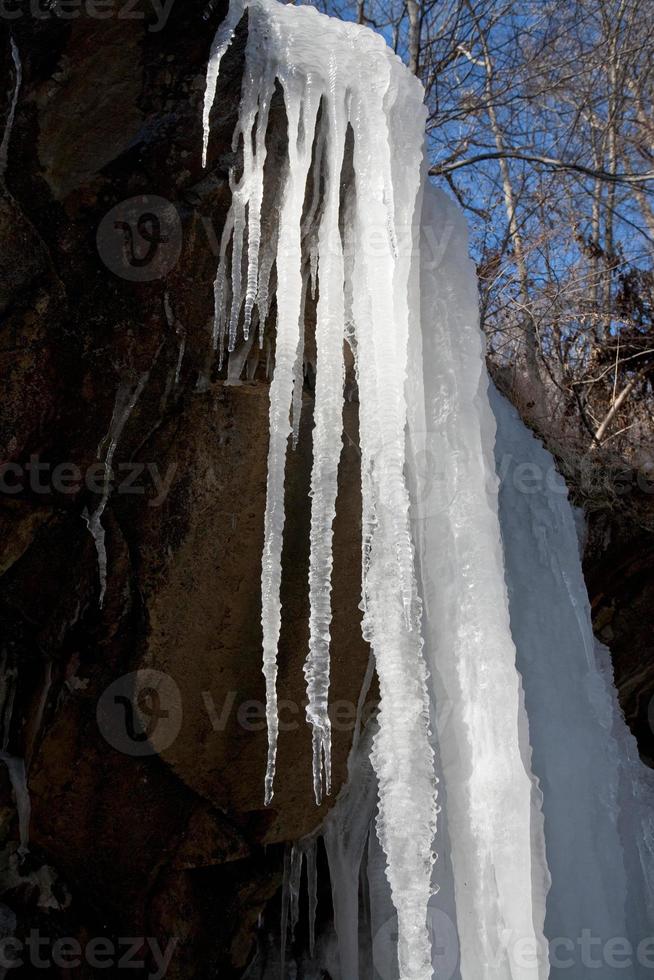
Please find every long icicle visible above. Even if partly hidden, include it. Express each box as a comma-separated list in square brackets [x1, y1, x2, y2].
[259, 72, 321, 804]
[304, 54, 347, 804]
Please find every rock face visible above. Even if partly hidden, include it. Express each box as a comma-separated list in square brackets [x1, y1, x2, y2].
[0, 3, 652, 977]
[0, 4, 372, 974]
[584, 492, 654, 766]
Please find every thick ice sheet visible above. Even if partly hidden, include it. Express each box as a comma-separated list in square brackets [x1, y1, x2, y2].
[407, 184, 550, 979]
[492, 386, 654, 978]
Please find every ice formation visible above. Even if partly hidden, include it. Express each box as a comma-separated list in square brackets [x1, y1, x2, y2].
[0, 754, 31, 856]
[491, 387, 654, 978]
[203, 3, 438, 973]
[83, 373, 149, 607]
[408, 188, 550, 979]
[0, 36, 21, 182]
[163, 290, 186, 385]
[0, 649, 30, 856]
[202, 2, 654, 977]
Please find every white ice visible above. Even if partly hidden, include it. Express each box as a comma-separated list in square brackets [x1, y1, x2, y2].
[203, 16, 438, 956]
[491, 385, 654, 978]
[202, 3, 654, 977]
[83, 373, 149, 607]
[407, 184, 549, 980]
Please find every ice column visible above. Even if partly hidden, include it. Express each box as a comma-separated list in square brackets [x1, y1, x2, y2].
[407, 184, 550, 979]
[491, 385, 654, 978]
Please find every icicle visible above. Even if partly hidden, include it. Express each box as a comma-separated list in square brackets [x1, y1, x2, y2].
[290, 275, 307, 449]
[163, 289, 174, 328]
[346, 50, 438, 980]
[227, 172, 247, 353]
[255, 215, 279, 345]
[0, 653, 17, 753]
[304, 51, 347, 805]
[203, 1, 439, 969]
[227, 328, 256, 384]
[27, 660, 53, 767]
[342, 183, 357, 351]
[242, 71, 275, 341]
[259, 72, 321, 806]
[280, 842, 291, 979]
[301, 122, 326, 307]
[322, 719, 379, 979]
[304, 837, 318, 958]
[202, 0, 246, 168]
[0, 754, 31, 856]
[288, 844, 303, 942]
[0, 36, 21, 182]
[223, 44, 277, 351]
[175, 337, 185, 385]
[163, 290, 186, 385]
[367, 822, 400, 980]
[83, 373, 149, 607]
[212, 210, 235, 358]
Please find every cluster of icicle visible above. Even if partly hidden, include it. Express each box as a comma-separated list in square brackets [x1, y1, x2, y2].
[202, 1, 654, 977]
[202, 2, 439, 975]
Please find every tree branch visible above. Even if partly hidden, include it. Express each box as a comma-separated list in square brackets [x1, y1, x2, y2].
[590, 365, 652, 449]
[429, 151, 654, 185]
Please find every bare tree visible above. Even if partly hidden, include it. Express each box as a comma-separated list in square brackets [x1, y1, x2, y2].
[314, 0, 654, 465]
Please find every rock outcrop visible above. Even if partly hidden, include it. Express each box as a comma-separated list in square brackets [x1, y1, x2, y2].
[0, 4, 372, 973]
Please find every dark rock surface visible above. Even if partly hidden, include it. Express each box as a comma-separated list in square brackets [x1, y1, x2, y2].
[584, 490, 654, 765]
[0, 4, 371, 974]
[0, 2, 651, 977]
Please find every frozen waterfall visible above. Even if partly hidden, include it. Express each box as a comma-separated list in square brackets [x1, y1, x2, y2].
[201, 1, 654, 977]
